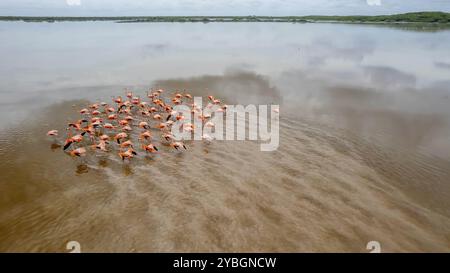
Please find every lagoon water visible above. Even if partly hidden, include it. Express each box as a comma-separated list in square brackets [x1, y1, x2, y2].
[0, 21, 450, 252]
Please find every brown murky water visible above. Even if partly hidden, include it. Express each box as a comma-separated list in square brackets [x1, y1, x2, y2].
[1, 22, 450, 252]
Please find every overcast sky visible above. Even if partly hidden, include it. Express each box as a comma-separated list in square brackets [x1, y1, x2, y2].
[1, 0, 449, 16]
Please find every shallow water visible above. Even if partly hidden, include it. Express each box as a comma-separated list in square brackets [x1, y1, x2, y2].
[0, 22, 450, 252]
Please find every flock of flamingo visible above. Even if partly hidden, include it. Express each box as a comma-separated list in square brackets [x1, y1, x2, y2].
[46, 89, 226, 161]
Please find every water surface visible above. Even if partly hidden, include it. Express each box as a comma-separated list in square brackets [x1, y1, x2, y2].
[1, 22, 450, 252]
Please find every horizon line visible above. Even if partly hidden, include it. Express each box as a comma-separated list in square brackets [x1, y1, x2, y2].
[0, 11, 449, 18]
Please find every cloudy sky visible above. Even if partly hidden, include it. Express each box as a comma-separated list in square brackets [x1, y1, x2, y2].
[1, 0, 449, 16]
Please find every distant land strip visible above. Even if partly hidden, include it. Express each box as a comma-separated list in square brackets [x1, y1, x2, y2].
[0, 12, 449, 24]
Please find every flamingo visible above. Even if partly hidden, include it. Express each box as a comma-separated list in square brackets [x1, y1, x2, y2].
[153, 99, 163, 106]
[91, 120, 102, 128]
[162, 133, 174, 141]
[156, 123, 168, 130]
[92, 140, 108, 152]
[47, 130, 58, 136]
[198, 113, 211, 122]
[122, 125, 133, 132]
[138, 121, 149, 129]
[89, 103, 99, 110]
[131, 97, 140, 105]
[119, 148, 137, 161]
[117, 103, 127, 113]
[54, 88, 225, 163]
[106, 107, 115, 113]
[183, 123, 195, 132]
[70, 147, 86, 157]
[63, 132, 86, 150]
[68, 119, 88, 131]
[99, 134, 109, 141]
[120, 140, 133, 148]
[164, 105, 172, 112]
[108, 114, 117, 120]
[113, 96, 123, 104]
[139, 131, 152, 141]
[82, 125, 95, 135]
[91, 117, 102, 123]
[122, 108, 132, 115]
[114, 132, 127, 144]
[166, 110, 177, 121]
[104, 123, 116, 129]
[142, 143, 158, 153]
[170, 142, 187, 150]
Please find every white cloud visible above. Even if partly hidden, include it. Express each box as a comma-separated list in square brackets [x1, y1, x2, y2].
[367, 0, 381, 6]
[66, 0, 81, 6]
[1, 0, 449, 16]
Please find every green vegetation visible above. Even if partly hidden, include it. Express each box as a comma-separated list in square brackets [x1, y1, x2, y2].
[0, 12, 449, 24]
[0, 15, 308, 23]
[303, 12, 450, 23]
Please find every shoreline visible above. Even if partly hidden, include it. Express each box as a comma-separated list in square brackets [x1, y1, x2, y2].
[0, 12, 449, 25]
[1, 18, 449, 28]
